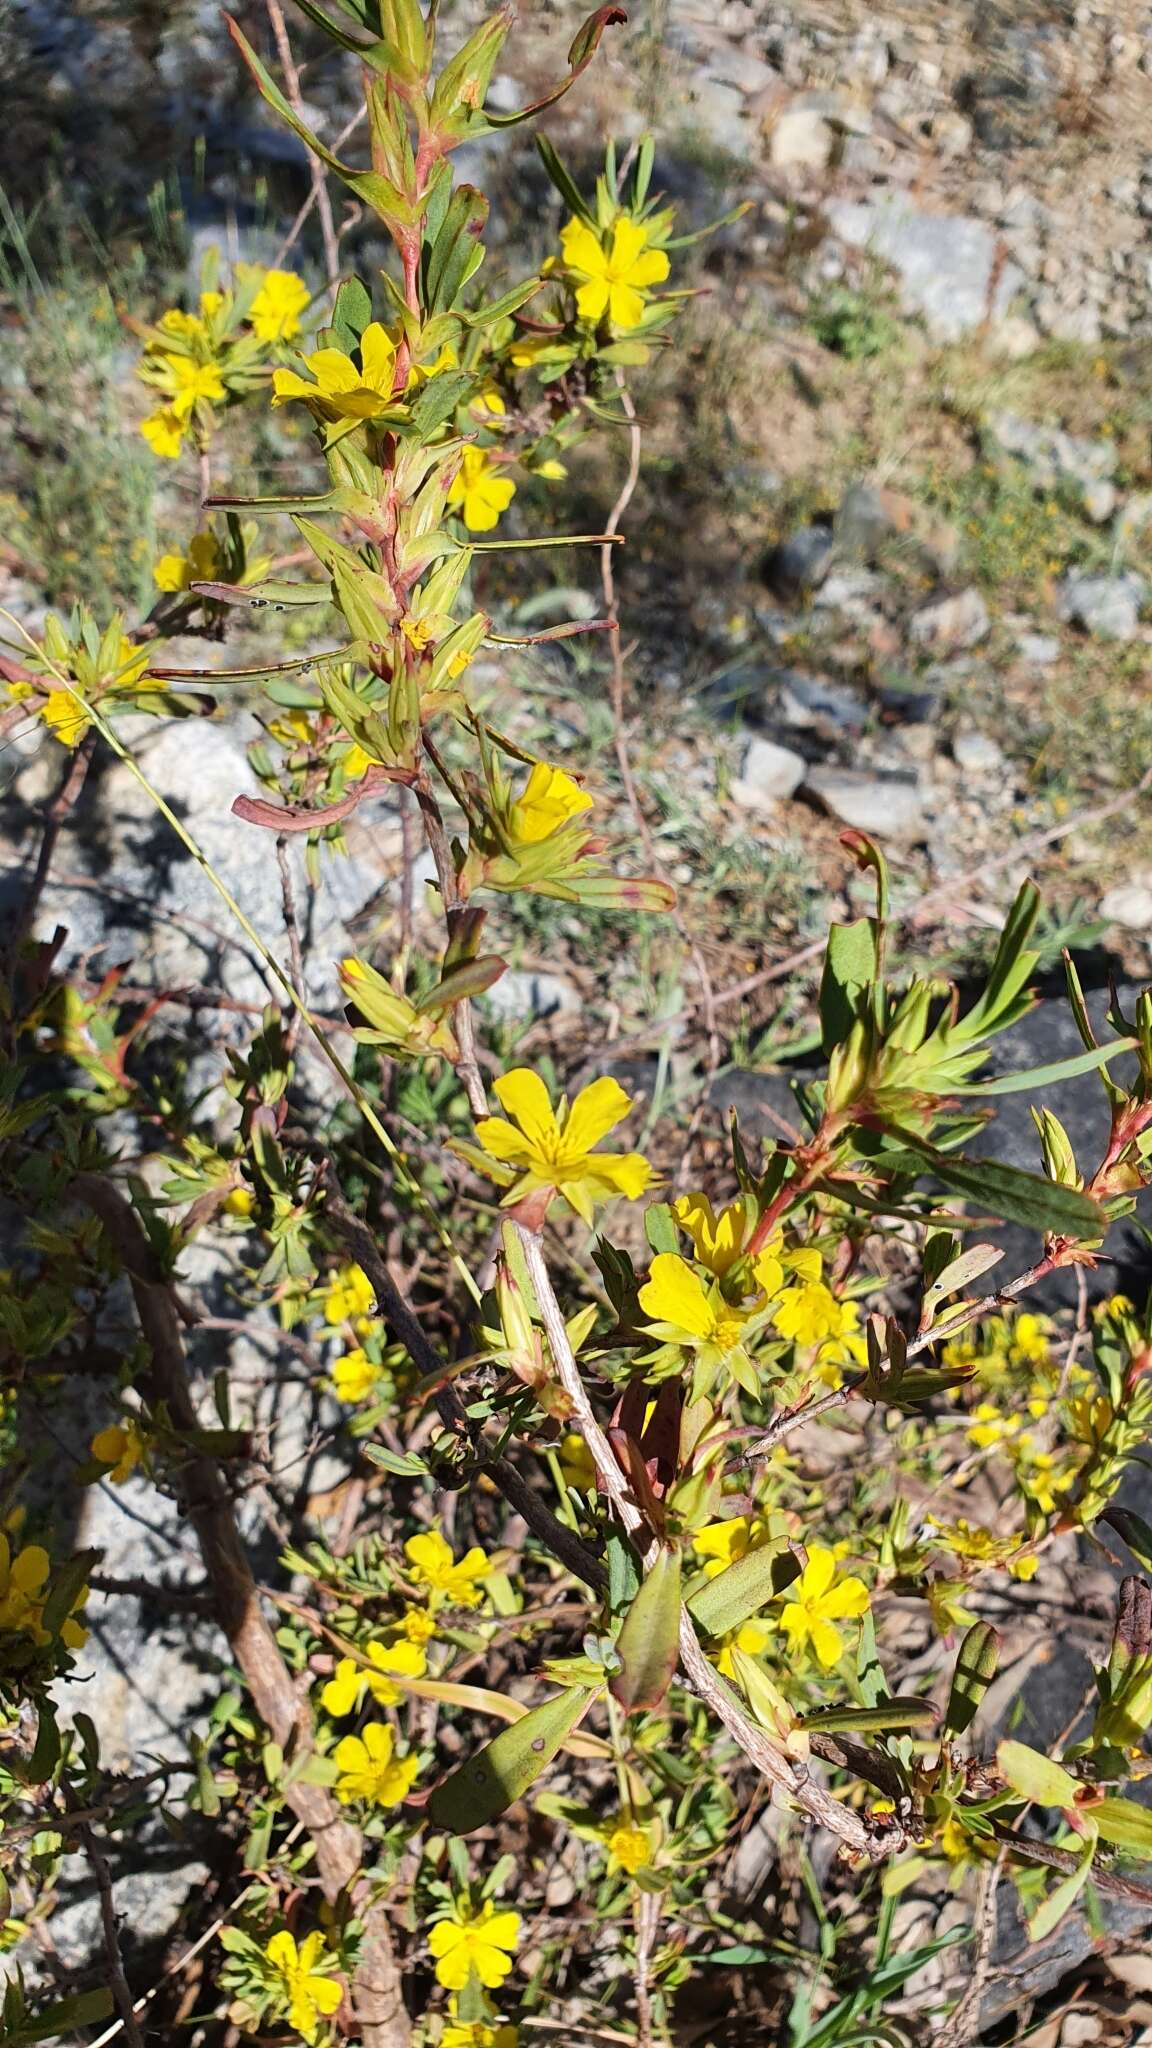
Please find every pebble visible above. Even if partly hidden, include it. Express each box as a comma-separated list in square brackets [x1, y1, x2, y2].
[1099, 883, 1152, 930]
[482, 969, 581, 1022]
[768, 105, 836, 169]
[826, 198, 1024, 342]
[731, 735, 807, 809]
[803, 767, 925, 841]
[1017, 632, 1062, 665]
[952, 729, 1006, 773]
[778, 673, 868, 736]
[908, 587, 991, 652]
[762, 525, 833, 601]
[1058, 571, 1147, 642]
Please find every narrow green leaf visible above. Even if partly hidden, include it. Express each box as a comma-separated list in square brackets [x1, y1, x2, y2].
[953, 1039, 1137, 1096]
[1026, 1829, 1096, 1942]
[876, 1130, 1106, 1239]
[944, 1621, 1000, 1737]
[427, 1686, 597, 1834]
[644, 1202, 680, 1257]
[1093, 1796, 1152, 1855]
[610, 1548, 682, 1713]
[687, 1542, 801, 1639]
[535, 135, 596, 225]
[799, 1697, 938, 1734]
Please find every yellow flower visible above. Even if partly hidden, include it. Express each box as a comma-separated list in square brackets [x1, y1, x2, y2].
[40, 689, 91, 747]
[558, 1431, 596, 1493]
[692, 1515, 770, 1578]
[404, 1530, 489, 1608]
[1017, 1450, 1074, 1517]
[507, 762, 593, 845]
[605, 1820, 653, 1874]
[966, 1401, 1020, 1451]
[713, 1617, 772, 1679]
[140, 406, 187, 459]
[429, 1902, 521, 1992]
[926, 1517, 1038, 1581]
[330, 1349, 383, 1404]
[90, 1421, 146, 1484]
[320, 1638, 427, 1716]
[400, 1605, 437, 1646]
[248, 268, 311, 342]
[223, 1186, 255, 1218]
[447, 445, 516, 532]
[777, 1546, 869, 1670]
[639, 1253, 749, 1353]
[559, 215, 670, 330]
[926, 1577, 977, 1637]
[0, 1534, 51, 1641]
[322, 1263, 376, 1327]
[264, 1929, 342, 2043]
[442, 2014, 518, 2048]
[674, 1192, 754, 1278]
[333, 1720, 419, 1807]
[272, 321, 401, 419]
[167, 355, 227, 417]
[153, 530, 221, 594]
[469, 1068, 653, 1225]
[773, 1279, 847, 1349]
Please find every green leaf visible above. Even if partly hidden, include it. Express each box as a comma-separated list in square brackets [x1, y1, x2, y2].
[944, 1621, 1000, 1737]
[953, 1039, 1137, 1096]
[820, 918, 878, 1053]
[424, 184, 489, 313]
[1103, 1507, 1152, 1572]
[1093, 1796, 1152, 1855]
[331, 275, 373, 353]
[10, 1990, 114, 2044]
[875, 1130, 1106, 1239]
[426, 1685, 598, 1834]
[799, 1697, 938, 1734]
[997, 1739, 1080, 1809]
[535, 135, 596, 225]
[610, 1548, 682, 1713]
[644, 1202, 680, 1257]
[363, 1442, 430, 1478]
[687, 1542, 801, 1639]
[188, 575, 331, 608]
[1027, 1828, 1096, 1942]
[606, 1528, 642, 1613]
[407, 370, 476, 438]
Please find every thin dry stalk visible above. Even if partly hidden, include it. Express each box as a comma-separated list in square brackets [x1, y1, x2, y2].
[263, 0, 340, 292]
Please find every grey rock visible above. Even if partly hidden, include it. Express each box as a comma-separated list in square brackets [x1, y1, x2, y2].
[813, 567, 886, 620]
[482, 968, 581, 1022]
[826, 198, 1025, 342]
[989, 412, 1116, 502]
[731, 736, 807, 810]
[768, 106, 836, 170]
[966, 984, 1150, 1306]
[803, 766, 924, 841]
[1017, 631, 1062, 665]
[778, 673, 868, 737]
[908, 587, 991, 652]
[1084, 478, 1119, 523]
[929, 110, 973, 158]
[707, 1068, 809, 1145]
[1058, 570, 1147, 642]
[834, 482, 896, 560]
[952, 729, 1006, 774]
[1100, 883, 1152, 930]
[762, 525, 833, 601]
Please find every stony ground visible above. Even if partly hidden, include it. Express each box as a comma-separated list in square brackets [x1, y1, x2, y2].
[5, 3, 1152, 2044]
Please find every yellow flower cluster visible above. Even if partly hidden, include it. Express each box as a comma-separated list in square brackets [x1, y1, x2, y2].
[0, 1531, 87, 1651]
[139, 266, 310, 460]
[690, 1520, 870, 1675]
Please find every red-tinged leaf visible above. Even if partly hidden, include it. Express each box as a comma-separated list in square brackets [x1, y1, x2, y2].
[231, 768, 409, 833]
[482, 5, 627, 127]
[610, 1547, 681, 1713]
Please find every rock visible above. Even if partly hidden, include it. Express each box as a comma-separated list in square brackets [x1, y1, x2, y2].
[826, 198, 1024, 342]
[1100, 883, 1152, 930]
[778, 673, 868, 737]
[803, 767, 924, 841]
[929, 110, 973, 158]
[908, 587, 991, 652]
[731, 736, 807, 810]
[1017, 632, 1061, 665]
[768, 105, 836, 170]
[966, 983, 1149, 1307]
[707, 1068, 808, 1145]
[952, 729, 1006, 774]
[482, 968, 581, 1022]
[988, 413, 1116, 506]
[834, 482, 897, 559]
[989, 316, 1042, 360]
[1083, 478, 1118, 524]
[1058, 571, 1147, 642]
[762, 525, 834, 601]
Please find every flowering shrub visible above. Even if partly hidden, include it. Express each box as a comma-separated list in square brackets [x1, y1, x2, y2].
[4, 2, 1152, 2044]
